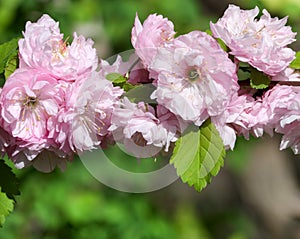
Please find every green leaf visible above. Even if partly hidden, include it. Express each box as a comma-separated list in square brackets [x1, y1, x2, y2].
[0, 159, 20, 200]
[0, 38, 19, 74]
[205, 29, 212, 36]
[121, 82, 135, 92]
[250, 68, 271, 89]
[105, 73, 126, 83]
[239, 62, 250, 68]
[238, 69, 251, 81]
[216, 38, 228, 52]
[105, 72, 135, 92]
[0, 189, 14, 227]
[290, 51, 300, 69]
[4, 54, 18, 80]
[170, 120, 225, 192]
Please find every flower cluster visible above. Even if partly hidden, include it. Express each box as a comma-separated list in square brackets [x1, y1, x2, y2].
[131, 4, 299, 152]
[0, 15, 123, 172]
[0, 4, 299, 172]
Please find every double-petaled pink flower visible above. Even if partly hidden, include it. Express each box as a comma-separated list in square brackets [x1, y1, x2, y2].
[131, 13, 175, 69]
[109, 98, 182, 158]
[150, 31, 239, 126]
[210, 4, 296, 76]
[19, 14, 98, 81]
[0, 68, 71, 171]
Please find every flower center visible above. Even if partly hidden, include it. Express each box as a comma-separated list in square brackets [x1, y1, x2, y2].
[24, 96, 38, 109]
[187, 68, 200, 82]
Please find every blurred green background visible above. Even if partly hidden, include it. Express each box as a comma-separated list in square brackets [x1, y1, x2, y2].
[1, 0, 300, 238]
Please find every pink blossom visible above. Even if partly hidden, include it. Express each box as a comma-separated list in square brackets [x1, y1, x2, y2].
[109, 98, 180, 158]
[229, 85, 299, 145]
[0, 68, 72, 171]
[131, 13, 175, 68]
[19, 14, 98, 81]
[150, 31, 239, 126]
[263, 85, 300, 153]
[211, 94, 250, 149]
[49, 72, 123, 154]
[229, 94, 273, 139]
[210, 4, 296, 76]
[0, 68, 63, 150]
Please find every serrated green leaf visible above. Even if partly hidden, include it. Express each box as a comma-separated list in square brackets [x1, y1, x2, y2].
[0, 189, 14, 227]
[170, 120, 225, 192]
[0, 38, 19, 75]
[0, 159, 20, 200]
[290, 51, 300, 69]
[250, 68, 271, 89]
[4, 54, 18, 80]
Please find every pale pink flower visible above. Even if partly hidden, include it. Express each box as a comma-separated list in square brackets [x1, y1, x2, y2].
[131, 13, 175, 68]
[19, 14, 98, 81]
[0, 68, 71, 171]
[230, 85, 298, 144]
[229, 94, 274, 139]
[49, 72, 123, 154]
[210, 4, 296, 76]
[150, 31, 239, 126]
[0, 68, 63, 151]
[211, 94, 250, 149]
[263, 85, 300, 153]
[109, 98, 179, 157]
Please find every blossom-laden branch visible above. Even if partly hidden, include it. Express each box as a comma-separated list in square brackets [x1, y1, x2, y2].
[0, 4, 299, 193]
